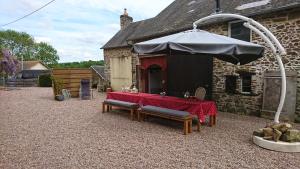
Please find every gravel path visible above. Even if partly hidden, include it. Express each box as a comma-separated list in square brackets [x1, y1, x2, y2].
[0, 87, 299, 169]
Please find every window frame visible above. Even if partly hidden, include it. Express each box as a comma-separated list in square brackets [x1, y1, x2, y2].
[240, 75, 252, 94]
[225, 75, 237, 94]
[228, 20, 252, 42]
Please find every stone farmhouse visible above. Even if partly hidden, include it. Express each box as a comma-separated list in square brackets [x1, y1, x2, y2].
[102, 0, 300, 122]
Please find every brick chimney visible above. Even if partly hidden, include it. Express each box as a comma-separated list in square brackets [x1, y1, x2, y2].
[120, 8, 133, 30]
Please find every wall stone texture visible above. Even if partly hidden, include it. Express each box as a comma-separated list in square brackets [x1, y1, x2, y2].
[103, 9, 300, 122]
[120, 14, 133, 30]
[104, 47, 136, 90]
[204, 9, 300, 121]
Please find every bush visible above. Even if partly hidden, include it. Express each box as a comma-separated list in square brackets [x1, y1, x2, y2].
[38, 74, 52, 87]
[51, 76, 64, 96]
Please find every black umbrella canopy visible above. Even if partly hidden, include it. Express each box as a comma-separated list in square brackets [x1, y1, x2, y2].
[133, 30, 264, 65]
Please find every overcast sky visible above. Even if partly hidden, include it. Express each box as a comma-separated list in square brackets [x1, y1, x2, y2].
[0, 0, 174, 62]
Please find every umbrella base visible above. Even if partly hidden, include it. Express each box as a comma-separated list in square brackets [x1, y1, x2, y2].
[252, 135, 300, 152]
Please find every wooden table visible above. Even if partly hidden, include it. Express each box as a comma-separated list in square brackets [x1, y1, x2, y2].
[107, 92, 217, 125]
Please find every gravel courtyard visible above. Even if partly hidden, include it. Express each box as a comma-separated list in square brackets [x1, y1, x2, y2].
[0, 87, 299, 169]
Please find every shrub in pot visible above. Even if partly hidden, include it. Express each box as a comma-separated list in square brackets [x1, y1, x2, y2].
[55, 94, 64, 101]
[51, 76, 64, 98]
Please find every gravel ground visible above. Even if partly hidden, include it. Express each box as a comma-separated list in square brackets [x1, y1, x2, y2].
[0, 87, 299, 169]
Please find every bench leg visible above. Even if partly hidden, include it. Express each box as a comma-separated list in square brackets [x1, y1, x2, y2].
[184, 120, 188, 135]
[209, 115, 216, 126]
[102, 103, 105, 113]
[188, 120, 192, 133]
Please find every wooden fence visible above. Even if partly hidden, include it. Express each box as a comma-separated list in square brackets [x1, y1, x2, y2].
[52, 68, 92, 97]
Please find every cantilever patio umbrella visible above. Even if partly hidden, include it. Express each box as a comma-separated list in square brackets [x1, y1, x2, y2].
[133, 29, 264, 65]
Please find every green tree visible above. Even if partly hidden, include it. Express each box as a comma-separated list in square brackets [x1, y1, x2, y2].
[0, 30, 34, 61]
[34, 42, 59, 65]
[0, 30, 59, 65]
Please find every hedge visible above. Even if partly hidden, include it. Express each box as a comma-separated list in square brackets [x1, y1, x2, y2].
[38, 74, 52, 87]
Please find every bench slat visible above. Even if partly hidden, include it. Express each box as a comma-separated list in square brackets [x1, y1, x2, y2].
[102, 99, 139, 121]
[141, 105, 190, 118]
[140, 105, 193, 135]
[104, 99, 139, 108]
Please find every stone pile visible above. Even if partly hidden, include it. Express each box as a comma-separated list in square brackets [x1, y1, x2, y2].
[253, 123, 300, 142]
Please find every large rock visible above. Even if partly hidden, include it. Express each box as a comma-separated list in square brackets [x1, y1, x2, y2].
[281, 129, 300, 142]
[263, 128, 273, 137]
[253, 129, 264, 137]
[272, 123, 292, 133]
[273, 129, 282, 142]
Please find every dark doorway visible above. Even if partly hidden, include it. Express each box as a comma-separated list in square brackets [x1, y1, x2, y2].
[148, 65, 163, 94]
[167, 54, 213, 99]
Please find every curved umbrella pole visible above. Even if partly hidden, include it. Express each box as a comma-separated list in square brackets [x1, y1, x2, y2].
[193, 13, 286, 123]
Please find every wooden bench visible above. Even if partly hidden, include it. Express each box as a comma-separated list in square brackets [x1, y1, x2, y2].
[139, 105, 200, 135]
[102, 99, 139, 120]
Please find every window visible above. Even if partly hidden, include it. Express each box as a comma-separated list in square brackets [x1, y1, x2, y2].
[229, 21, 251, 42]
[225, 75, 237, 94]
[241, 75, 252, 94]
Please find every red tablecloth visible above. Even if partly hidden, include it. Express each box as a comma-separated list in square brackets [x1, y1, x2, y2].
[106, 92, 155, 104]
[107, 92, 217, 122]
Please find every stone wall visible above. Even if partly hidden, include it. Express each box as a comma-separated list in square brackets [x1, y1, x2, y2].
[103, 9, 300, 121]
[103, 47, 136, 90]
[202, 9, 300, 121]
[120, 14, 133, 30]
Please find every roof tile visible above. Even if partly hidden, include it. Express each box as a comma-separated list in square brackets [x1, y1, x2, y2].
[102, 0, 300, 49]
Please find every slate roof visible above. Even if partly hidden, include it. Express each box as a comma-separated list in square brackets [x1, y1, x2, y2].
[90, 65, 106, 80]
[102, 0, 300, 49]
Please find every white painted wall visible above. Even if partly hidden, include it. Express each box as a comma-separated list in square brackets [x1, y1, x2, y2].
[30, 63, 48, 70]
[110, 56, 132, 91]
